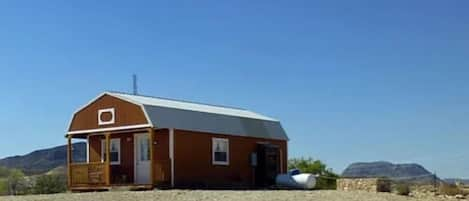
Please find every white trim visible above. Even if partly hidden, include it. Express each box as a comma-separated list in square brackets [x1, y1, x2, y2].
[67, 92, 108, 131]
[101, 138, 121, 165]
[104, 93, 154, 127]
[98, 108, 115, 125]
[67, 92, 154, 132]
[139, 105, 154, 127]
[68, 124, 151, 135]
[212, 137, 229, 166]
[134, 132, 150, 185]
[133, 134, 138, 184]
[169, 128, 174, 187]
[86, 137, 90, 163]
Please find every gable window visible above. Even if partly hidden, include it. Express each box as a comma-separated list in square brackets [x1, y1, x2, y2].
[212, 138, 229, 165]
[98, 108, 115, 125]
[101, 138, 121, 165]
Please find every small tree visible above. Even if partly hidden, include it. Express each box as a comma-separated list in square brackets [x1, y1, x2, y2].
[288, 158, 339, 189]
[33, 175, 67, 194]
[7, 169, 27, 195]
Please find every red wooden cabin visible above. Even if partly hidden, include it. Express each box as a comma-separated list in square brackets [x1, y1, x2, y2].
[66, 92, 289, 191]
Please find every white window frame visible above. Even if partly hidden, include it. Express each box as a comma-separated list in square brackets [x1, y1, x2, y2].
[101, 138, 121, 165]
[98, 108, 115, 125]
[212, 138, 229, 166]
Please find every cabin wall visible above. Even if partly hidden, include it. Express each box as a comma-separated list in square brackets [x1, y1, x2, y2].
[69, 94, 148, 131]
[173, 129, 287, 188]
[85, 128, 287, 188]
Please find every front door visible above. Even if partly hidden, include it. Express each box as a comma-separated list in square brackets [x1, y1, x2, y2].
[134, 133, 151, 184]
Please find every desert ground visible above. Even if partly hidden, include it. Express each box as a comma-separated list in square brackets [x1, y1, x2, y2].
[0, 190, 462, 201]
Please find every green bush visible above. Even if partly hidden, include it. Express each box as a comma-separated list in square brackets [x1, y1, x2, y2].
[395, 183, 411, 196]
[316, 176, 338, 190]
[0, 179, 7, 195]
[7, 169, 28, 195]
[33, 175, 67, 194]
[288, 158, 339, 189]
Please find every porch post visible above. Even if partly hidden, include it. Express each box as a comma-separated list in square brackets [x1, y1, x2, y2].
[148, 128, 155, 186]
[105, 133, 111, 186]
[67, 135, 72, 188]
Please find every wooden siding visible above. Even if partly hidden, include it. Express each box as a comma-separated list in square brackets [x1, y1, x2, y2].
[88, 133, 135, 184]
[81, 128, 287, 188]
[70, 162, 107, 186]
[173, 129, 287, 188]
[87, 130, 171, 186]
[69, 94, 148, 131]
[153, 129, 171, 185]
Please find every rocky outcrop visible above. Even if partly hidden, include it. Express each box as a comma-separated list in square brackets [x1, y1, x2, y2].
[342, 161, 439, 184]
[337, 178, 391, 192]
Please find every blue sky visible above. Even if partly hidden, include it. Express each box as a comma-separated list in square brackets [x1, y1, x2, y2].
[0, 0, 468, 178]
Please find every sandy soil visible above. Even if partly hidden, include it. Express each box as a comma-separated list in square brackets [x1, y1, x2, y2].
[0, 190, 460, 201]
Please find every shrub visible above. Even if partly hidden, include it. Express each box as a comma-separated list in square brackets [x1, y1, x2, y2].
[395, 183, 411, 196]
[439, 183, 462, 196]
[288, 158, 339, 189]
[7, 169, 28, 195]
[33, 175, 67, 194]
[0, 179, 7, 195]
[316, 176, 337, 190]
[0, 166, 10, 178]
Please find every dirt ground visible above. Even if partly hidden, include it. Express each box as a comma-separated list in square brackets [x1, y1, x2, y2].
[0, 190, 461, 201]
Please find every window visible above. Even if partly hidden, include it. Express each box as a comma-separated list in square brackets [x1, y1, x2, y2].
[98, 108, 115, 125]
[101, 138, 121, 165]
[137, 135, 150, 161]
[212, 138, 229, 165]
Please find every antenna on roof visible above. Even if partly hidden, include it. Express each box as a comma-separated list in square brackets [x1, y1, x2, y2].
[132, 74, 138, 95]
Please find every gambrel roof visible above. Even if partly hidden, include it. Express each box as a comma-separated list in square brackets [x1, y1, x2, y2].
[69, 91, 289, 141]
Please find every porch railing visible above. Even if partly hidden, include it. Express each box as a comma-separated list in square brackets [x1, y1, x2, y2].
[70, 162, 107, 186]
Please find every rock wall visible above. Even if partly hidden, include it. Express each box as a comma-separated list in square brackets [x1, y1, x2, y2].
[337, 178, 391, 192]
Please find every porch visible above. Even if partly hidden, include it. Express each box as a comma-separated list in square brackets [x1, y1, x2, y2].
[66, 127, 171, 191]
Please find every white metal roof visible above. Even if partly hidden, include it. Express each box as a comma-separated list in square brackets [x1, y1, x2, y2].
[108, 92, 278, 121]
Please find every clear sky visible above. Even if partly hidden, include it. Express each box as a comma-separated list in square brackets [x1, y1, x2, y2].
[0, 0, 468, 178]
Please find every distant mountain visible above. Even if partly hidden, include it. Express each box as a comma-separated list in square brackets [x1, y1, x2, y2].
[342, 161, 439, 184]
[444, 178, 469, 185]
[0, 142, 86, 175]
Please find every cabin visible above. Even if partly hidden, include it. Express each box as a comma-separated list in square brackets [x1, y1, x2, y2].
[66, 92, 289, 191]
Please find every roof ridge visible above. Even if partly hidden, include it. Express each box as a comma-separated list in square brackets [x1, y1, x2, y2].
[107, 91, 250, 111]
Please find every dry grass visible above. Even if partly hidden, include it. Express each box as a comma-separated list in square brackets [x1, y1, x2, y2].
[439, 183, 465, 196]
[0, 190, 464, 201]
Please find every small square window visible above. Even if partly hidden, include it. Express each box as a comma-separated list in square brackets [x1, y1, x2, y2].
[101, 138, 121, 165]
[212, 138, 229, 165]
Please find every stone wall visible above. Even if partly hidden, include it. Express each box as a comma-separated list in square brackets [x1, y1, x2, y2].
[337, 178, 391, 192]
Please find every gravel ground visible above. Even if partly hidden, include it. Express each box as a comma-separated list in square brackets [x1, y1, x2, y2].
[0, 190, 460, 201]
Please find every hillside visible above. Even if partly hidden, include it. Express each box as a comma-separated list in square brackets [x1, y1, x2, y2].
[0, 143, 86, 175]
[444, 178, 469, 185]
[342, 161, 439, 183]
